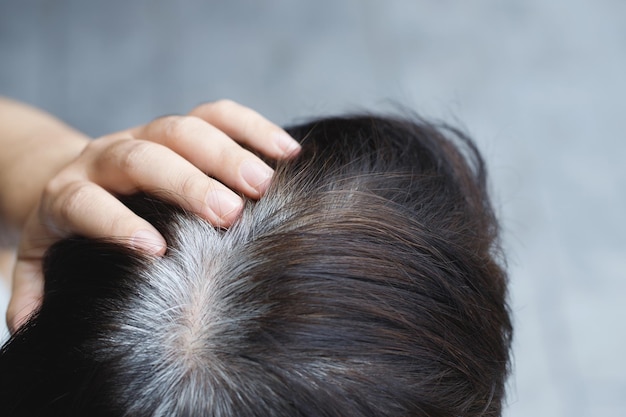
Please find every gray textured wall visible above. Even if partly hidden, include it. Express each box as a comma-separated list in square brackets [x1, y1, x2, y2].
[1, 1, 625, 416]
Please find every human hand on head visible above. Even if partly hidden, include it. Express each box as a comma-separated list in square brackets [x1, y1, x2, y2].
[6, 99, 300, 333]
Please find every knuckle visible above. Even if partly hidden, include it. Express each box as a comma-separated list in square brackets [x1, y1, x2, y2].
[217, 144, 242, 167]
[80, 136, 121, 162]
[43, 138, 116, 198]
[162, 115, 205, 144]
[177, 173, 208, 201]
[41, 165, 86, 211]
[189, 101, 212, 115]
[159, 115, 184, 140]
[43, 171, 70, 199]
[80, 136, 103, 154]
[212, 99, 237, 111]
[52, 181, 94, 225]
[202, 99, 238, 118]
[116, 140, 153, 173]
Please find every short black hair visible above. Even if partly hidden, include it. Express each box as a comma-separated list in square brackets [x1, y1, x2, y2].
[0, 114, 512, 416]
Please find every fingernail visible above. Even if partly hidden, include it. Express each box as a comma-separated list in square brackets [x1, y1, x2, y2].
[240, 159, 274, 195]
[274, 131, 301, 156]
[131, 230, 166, 255]
[207, 190, 243, 222]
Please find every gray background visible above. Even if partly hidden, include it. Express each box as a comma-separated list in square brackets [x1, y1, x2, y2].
[1, 1, 624, 416]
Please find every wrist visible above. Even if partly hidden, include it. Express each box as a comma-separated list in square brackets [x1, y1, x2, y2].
[0, 101, 90, 235]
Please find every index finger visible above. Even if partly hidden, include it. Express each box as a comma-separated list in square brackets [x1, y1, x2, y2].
[189, 100, 301, 159]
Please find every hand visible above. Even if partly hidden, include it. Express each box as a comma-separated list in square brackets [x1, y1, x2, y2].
[6, 100, 300, 332]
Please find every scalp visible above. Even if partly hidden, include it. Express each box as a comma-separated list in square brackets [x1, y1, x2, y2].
[0, 114, 512, 417]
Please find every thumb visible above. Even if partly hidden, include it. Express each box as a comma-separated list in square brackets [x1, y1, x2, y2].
[7, 258, 43, 334]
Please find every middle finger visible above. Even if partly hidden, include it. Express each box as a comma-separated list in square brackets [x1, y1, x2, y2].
[130, 115, 275, 197]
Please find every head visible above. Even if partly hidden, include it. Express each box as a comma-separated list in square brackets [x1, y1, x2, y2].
[0, 114, 512, 416]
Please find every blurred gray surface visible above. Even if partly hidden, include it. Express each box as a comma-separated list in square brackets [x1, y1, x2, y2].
[1, 0, 625, 415]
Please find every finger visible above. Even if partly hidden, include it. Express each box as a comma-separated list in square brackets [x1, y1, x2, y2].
[189, 100, 301, 159]
[7, 258, 43, 333]
[8, 209, 62, 333]
[40, 180, 168, 251]
[6, 206, 59, 333]
[6, 178, 171, 334]
[127, 117, 275, 197]
[80, 139, 245, 225]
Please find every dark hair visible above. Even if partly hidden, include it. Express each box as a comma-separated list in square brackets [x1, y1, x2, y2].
[0, 114, 512, 416]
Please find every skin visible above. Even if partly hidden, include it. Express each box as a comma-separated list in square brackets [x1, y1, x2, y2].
[0, 97, 300, 333]
[0, 250, 13, 288]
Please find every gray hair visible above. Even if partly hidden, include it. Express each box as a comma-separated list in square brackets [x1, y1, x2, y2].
[0, 114, 512, 417]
